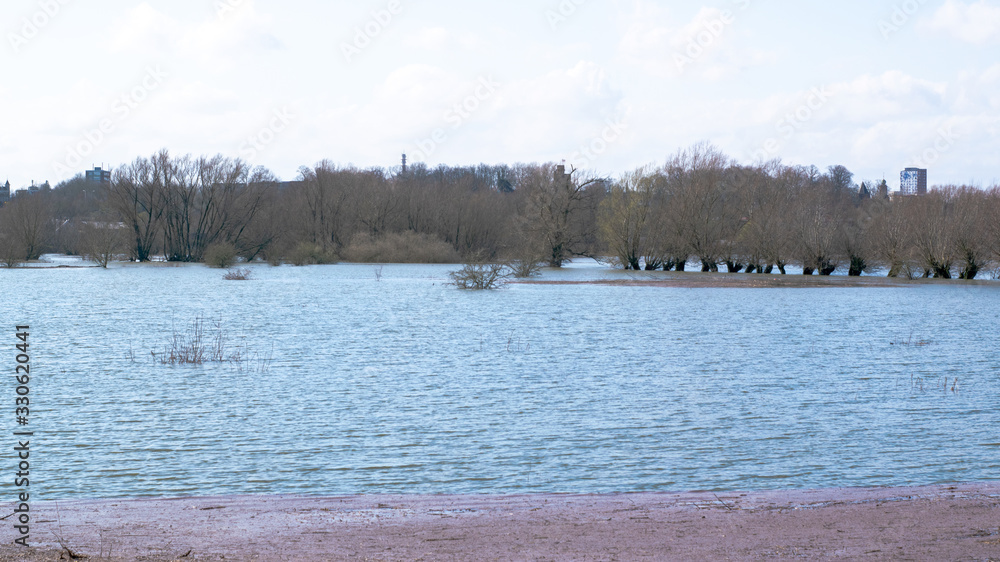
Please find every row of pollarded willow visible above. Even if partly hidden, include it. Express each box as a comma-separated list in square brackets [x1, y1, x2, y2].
[3, 145, 995, 278]
[599, 144, 1000, 279]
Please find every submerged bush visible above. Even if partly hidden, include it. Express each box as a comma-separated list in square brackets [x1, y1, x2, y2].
[288, 242, 338, 266]
[450, 261, 510, 290]
[223, 267, 254, 280]
[341, 231, 460, 263]
[506, 258, 544, 278]
[0, 241, 23, 268]
[203, 242, 238, 268]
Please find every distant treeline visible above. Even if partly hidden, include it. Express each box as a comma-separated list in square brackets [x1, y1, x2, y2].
[1, 144, 998, 278]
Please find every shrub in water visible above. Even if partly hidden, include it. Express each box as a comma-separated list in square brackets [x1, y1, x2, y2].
[450, 261, 510, 290]
[506, 258, 544, 278]
[342, 231, 460, 263]
[203, 242, 238, 268]
[289, 242, 338, 266]
[223, 267, 254, 280]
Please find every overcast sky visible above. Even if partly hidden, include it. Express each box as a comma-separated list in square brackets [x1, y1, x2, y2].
[2, 0, 998, 190]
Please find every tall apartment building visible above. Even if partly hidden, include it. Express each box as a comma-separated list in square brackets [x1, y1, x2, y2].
[900, 168, 927, 196]
[86, 166, 112, 185]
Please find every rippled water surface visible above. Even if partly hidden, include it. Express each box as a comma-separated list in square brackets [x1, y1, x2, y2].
[3, 259, 1000, 499]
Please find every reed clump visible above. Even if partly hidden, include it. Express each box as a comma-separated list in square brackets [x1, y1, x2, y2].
[223, 267, 254, 280]
[153, 316, 272, 373]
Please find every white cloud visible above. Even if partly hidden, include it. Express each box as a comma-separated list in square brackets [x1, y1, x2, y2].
[298, 64, 476, 165]
[307, 60, 627, 170]
[402, 26, 487, 53]
[836, 71, 949, 121]
[492, 62, 624, 141]
[406, 27, 450, 50]
[3, 1, 998, 186]
[183, 4, 283, 55]
[980, 63, 1000, 83]
[107, 3, 180, 55]
[617, 2, 770, 79]
[920, 0, 1000, 43]
[107, 1, 281, 60]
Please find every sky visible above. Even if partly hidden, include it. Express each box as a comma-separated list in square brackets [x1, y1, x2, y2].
[1, 0, 998, 191]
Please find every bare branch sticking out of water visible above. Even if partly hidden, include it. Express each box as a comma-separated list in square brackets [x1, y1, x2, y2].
[506, 330, 530, 352]
[907, 375, 959, 394]
[890, 331, 932, 347]
[223, 267, 253, 280]
[152, 316, 272, 373]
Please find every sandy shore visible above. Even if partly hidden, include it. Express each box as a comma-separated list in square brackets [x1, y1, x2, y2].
[3, 483, 999, 560]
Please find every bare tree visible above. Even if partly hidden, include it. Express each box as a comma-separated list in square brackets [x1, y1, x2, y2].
[825, 164, 856, 193]
[160, 154, 270, 262]
[297, 161, 353, 252]
[909, 190, 956, 278]
[235, 174, 282, 262]
[946, 186, 991, 279]
[716, 165, 759, 273]
[354, 168, 401, 238]
[839, 203, 874, 276]
[868, 197, 916, 277]
[0, 211, 25, 267]
[519, 163, 602, 267]
[81, 215, 128, 268]
[160, 152, 198, 261]
[106, 153, 168, 261]
[598, 166, 656, 270]
[659, 143, 739, 272]
[737, 162, 794, 274]
[640, 193, 678, 271]
[0, 192, 52, 260]
[790, 175, 846, 275]
[989, 185, 1000, 268]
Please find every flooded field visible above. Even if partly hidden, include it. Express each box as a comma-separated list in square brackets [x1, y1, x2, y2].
[3, 258, 999, 499]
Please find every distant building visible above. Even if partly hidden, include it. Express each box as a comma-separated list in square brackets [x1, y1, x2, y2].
[900, 168, 927, 196]
[555, 163, 570, 187]
[277, 181, 305, 191]
[877, 179, 890, 199]
[858, 182, 872, 200]
[0, 180, 9, 206]
[85, 166, 112, 185]
[19, 180, 50, 196]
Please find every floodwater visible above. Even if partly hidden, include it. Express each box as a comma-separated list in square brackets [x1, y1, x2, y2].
[3, 257, 999, 499]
